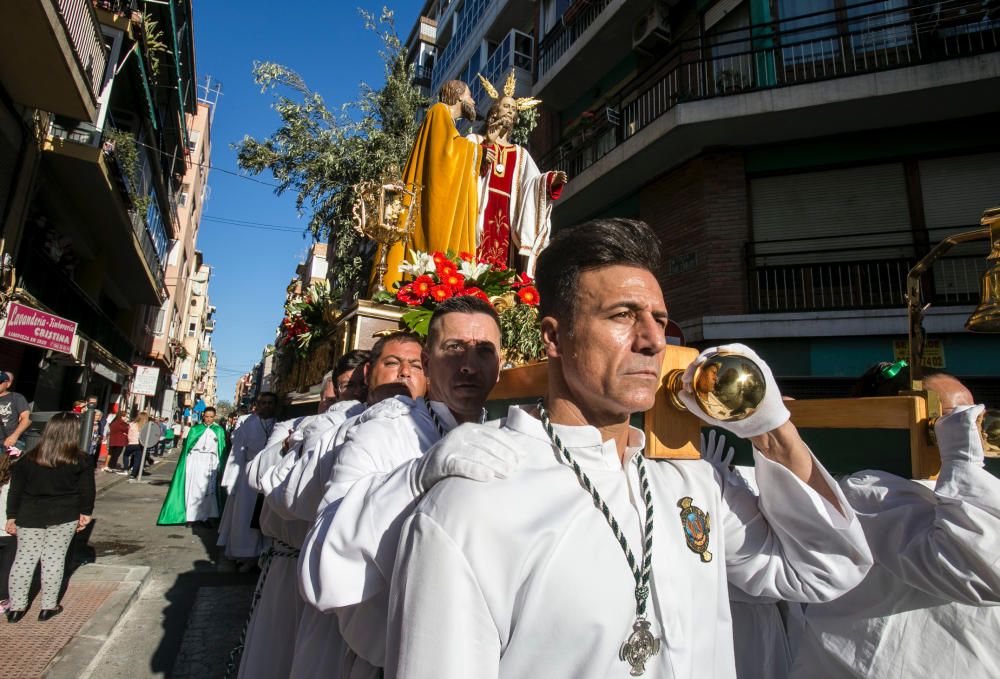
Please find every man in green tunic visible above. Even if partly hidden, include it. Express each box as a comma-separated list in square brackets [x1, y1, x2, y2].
[157, 407, 227, 525]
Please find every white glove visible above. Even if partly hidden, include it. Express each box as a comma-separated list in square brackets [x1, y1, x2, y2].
[410, 423, 522, 495]
[935, 404, 986, 467]
[700, 429, 741, 487]
[677, 343, 790, 439]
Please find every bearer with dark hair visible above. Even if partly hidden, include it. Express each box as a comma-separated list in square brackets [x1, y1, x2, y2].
[386, 218, 873, 679]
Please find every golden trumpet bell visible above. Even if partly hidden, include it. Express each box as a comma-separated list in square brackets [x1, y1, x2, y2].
[965, 260, 1000, 333]
[665, 352, 767, 422]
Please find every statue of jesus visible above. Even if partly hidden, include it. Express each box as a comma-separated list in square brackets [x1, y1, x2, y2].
[467, 71, 567, 276]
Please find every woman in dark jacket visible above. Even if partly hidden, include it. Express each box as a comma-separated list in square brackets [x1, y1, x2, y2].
[5, 413, 95, 622]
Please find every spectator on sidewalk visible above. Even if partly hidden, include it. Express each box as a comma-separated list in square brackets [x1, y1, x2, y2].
[0, 372, 31, 454]
[0, 450, 16, 614]
[107, 411, 129, 474]
[4, 413, 95, 623]
[162, 418, 175, 453]
[123, 412, 149, 479]
[172, 419, 182, 449]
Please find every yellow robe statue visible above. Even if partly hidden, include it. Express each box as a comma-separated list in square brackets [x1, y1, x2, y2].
[379, 102, 482, 292]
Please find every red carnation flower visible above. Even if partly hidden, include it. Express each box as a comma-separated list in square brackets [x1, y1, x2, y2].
[435, 259, 458, 276]
[431, 251, 449, 267]
[458, 251, 474, 262]
[517, 285, 540, 306]
[412, 274, 435, 297]
[458, 287, 490, 302]
[429, 284, 453, 303]
[397, 283, 426, 306]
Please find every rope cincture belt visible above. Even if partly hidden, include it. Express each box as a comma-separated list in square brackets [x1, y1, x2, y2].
[223, 540, 301, 678]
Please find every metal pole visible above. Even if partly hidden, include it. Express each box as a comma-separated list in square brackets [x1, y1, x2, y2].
[136, 442, 150, 482]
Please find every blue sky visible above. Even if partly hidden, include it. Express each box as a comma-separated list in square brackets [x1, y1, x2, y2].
[192, 1, 423, 403]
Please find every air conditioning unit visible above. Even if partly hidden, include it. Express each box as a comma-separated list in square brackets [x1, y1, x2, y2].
[70, 335, 89, 365]
[633, 3, 672, 53]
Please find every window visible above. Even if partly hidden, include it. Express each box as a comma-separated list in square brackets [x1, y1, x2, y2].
[178, 183, 190, 207]
[153, 303, 167, 335]
[187, 318, 198, 337]
[187, 130, 200, 155]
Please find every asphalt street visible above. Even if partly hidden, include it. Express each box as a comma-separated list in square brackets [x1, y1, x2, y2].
[74, 451, 256, 679]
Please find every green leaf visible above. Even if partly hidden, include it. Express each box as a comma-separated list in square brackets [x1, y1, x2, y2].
[401, 308, 433, 337]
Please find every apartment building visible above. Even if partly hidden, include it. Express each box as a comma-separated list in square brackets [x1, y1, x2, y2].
[138, 88, 217, 417]
[0, 0, 197, 411]
[174, 252, 214, 414]
[407, 0, 1000, 400]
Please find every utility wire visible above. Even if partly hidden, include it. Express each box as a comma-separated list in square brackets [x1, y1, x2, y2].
[126, 136, 283, 188]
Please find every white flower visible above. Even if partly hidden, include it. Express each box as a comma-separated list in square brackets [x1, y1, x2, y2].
[458, 259, 491, 280]
[398, 249, 436, 277]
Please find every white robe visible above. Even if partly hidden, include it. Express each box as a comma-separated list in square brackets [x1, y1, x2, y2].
[184, 427, 221, 522]
[726, 465, 793, 679]
[790, 453, 1000, 677]
[217, 414, 274, 559]
[236, 402, 364, 679]
[236, 416, 308, 679]
[297, 396, 458, 677]
[468, 133, 556, 276]
[385, 405, 873, 679]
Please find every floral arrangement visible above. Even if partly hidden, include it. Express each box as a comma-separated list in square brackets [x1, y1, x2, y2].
[374, 250, 545, 366]
[277, 280, 334, 357]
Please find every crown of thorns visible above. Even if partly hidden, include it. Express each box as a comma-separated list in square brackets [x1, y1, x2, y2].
[477, 70, 542, 110]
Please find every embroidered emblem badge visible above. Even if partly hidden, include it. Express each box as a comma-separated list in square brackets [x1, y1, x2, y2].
[677, 497, 712, 562]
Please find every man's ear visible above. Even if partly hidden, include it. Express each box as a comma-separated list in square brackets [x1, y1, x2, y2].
[540, 315, 561, 360]
[363, 361, 371, 386]
[421, 349, 430, 376]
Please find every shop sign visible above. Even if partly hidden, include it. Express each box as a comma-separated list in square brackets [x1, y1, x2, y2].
[893, 339, 946, 369]
[133, 365, 161, 396]
[0, 302, 77, 354]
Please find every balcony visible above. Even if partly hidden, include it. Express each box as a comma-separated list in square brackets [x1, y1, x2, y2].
[0, 0, 108, 121]
[542, 0, 1000, 224]
[414, 64, 434, 86]
[42, 121, 169, 304]
[470, 29, 534, 112]
[747, 229, 989, 313]
[19, 247, 136, 365]
[433, 0, 495, 91]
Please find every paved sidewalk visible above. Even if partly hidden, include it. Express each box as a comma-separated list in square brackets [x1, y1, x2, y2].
[0, 564, 149, 679]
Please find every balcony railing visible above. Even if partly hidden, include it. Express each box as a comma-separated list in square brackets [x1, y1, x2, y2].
[747, 228, 989, 313]
[470, 29, 534, 109]
[56, 0, 108, 100]
[432, 0, 494, 93]
[539, 0, 1000, 177]
[537, 0, 614, 79]
[414, 64, 433, 84]
[20, 248, 136, 364]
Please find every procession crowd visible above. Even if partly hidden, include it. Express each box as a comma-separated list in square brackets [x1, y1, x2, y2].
[153, 218, 998, 679]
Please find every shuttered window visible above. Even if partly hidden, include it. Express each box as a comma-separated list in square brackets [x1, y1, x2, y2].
[750, 163, 912, 265]
[920, 153, 1000, 299]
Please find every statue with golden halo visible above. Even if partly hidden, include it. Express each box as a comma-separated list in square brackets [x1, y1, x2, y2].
[469, 70, 567, 276]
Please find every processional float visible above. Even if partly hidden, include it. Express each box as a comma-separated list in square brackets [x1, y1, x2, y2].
[294, 73, 999, 478]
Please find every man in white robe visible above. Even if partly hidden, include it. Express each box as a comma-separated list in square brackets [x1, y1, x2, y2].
[790, 374, 1000, 679]
[298, 297, 510, 678]
[386, 218, 872, 679]
[156, 407, 227, 526]
[260, 340, 427, 677]
[234, 350, 370, 679]
[217, 392, 277, 566]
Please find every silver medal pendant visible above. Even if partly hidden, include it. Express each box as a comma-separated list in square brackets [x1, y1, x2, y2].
[619, 617, 661, 676]
[495, 163, 505, 173]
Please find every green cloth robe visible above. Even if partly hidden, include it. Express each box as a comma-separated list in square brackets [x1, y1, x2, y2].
[156, 423, 227, 525]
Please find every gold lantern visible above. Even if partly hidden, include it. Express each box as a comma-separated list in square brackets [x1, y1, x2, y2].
[352, 178, 421, 295]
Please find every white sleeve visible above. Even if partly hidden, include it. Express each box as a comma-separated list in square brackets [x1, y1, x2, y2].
[861, 459, 1000, 604]
[247, 420, 296, 494]
[723, 449, 873, 602]
[385, 511, 500, 679]
[220, 427, 245, 491]
[268, 421, 345, 522]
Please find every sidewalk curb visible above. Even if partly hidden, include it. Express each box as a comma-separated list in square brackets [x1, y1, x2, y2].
[41, 564, 152, 679]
